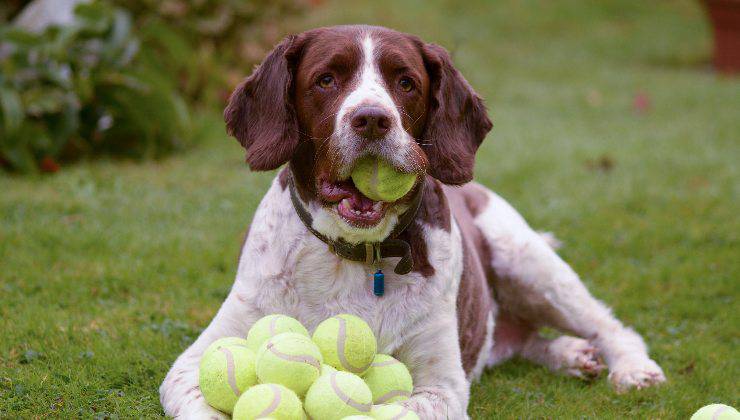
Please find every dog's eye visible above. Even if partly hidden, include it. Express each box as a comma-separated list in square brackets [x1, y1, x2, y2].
[399, 77, 414, 92]
[317, 74, 335, 88]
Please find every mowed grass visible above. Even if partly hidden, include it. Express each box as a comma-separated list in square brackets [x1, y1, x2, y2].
[1, 0, 738, 418]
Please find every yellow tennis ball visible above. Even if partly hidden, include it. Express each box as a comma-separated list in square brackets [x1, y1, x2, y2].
[232, 383, 304, 420]
[256, 332, 323, 397]
[371, 403, 420, 420]
[362, 354, 413, 404]
[321, 364, 338, 376]
[304, 370, 373, 420]
[246, 314, 310, 352]
[351, 156, 417, 202]
[204, 336, 249, 357]
[199, 344, 257, 414]
[312, 314, 377, 375]
[691, 404, 740, 420]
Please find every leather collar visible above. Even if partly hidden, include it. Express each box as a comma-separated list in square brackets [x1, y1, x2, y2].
[288, 174, 423, 275]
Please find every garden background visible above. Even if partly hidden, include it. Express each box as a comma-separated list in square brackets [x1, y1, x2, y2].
[1, 0, 738, 418]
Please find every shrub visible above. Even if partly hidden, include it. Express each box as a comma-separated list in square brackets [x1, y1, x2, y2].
[0, 0, 307, 173]
[0, 2, 191, 172]
[117, 0, 307, 107]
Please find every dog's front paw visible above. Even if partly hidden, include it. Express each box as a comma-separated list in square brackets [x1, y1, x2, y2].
[401, 387, 468, 420]
[608, 358, 666, 393]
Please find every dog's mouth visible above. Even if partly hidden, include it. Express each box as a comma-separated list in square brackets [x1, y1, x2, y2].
[318, 177, 388, 228]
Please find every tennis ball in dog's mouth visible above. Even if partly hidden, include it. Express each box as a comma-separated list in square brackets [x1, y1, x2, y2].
[199, 344, 257, 414]
[351, 156, 417, 202]
[246, 314, 310, 352]
[690, 404, 740, 420]
[312, 313, 377, 375]
[255, 332, 323, 397]
[304, 370, 373, 420]
[362, 354, 413, 404]
[232, 383, 304, 420]
[371, 403, 420, 420]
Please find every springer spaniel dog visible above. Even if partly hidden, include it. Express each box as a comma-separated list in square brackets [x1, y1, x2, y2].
[160, 25, 665, 419]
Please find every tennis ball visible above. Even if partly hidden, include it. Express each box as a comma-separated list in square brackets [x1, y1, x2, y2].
[304, 370, 373, 420]
[321, 364, 338, 375]
[371, 403, 420, 420]
[232, 383, 304, 420]
[199, 344, 257, 414]
[362, 354, 413, 404]
[204, 336, 249, 357]
[351, 156, 417, 202]
[246, 314, 310, 352]
[691, 404, 740, 420]
[256, 332, 323, 397]
[312, 314, 377, 375]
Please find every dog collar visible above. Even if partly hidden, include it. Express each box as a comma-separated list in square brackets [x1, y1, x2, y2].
[288, 174, 423, 281]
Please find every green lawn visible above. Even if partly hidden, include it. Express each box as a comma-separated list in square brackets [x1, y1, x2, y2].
[1, 0, 738, 418]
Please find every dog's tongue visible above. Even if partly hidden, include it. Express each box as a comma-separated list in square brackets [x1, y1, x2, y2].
[349, 190, 376, 211]
[319, 179, 378, 210]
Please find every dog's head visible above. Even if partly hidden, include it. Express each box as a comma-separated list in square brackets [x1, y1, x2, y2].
[225, 25, 491, 243]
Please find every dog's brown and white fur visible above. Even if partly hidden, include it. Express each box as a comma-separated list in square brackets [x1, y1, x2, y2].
[160, 25, 665, 419]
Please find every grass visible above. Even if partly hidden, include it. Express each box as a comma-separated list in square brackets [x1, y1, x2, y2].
[1, 0, 738, 418]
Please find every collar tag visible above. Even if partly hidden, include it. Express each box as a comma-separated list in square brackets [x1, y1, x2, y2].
[373, 269, 385, 296]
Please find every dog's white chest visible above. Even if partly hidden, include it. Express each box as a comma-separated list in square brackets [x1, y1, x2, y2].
[235, 182, 463, 353]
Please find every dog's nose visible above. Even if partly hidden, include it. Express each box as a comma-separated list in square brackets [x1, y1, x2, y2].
[350, 106, 391, 140]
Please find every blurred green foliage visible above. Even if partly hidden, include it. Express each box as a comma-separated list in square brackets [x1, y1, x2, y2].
[117, 0, 306, 106]
[0, 2, 190, 172]
[0, 0, 305, 173]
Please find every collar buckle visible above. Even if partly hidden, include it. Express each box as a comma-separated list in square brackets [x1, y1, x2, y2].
[364, 243, 381, 266]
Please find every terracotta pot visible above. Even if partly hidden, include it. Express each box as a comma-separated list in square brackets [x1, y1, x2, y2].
[702, 0, 740, 74]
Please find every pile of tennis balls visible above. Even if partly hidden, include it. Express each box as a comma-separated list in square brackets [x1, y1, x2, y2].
[199, 313, 418, 420]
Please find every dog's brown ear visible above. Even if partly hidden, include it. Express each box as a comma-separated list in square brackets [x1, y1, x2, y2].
[224, 35, 305, 171]
[421, 43, 492, 185]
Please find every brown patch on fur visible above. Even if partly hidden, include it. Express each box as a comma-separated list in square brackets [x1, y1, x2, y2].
[289, 142, 318, 204]
[461, 182, 490, 216]
[445, 183, 496, 375]
[492, 311, 534, 353]
[415, 176, 451, 232]
[399, 222, 435, 278]
[456, 235, 493, 374]
[278, 167, 291, 190]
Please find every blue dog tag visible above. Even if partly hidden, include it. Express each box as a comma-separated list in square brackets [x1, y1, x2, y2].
[373, 269, 385, 296]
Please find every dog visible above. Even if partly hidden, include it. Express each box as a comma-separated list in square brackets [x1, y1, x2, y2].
[160, 25, 665, 419]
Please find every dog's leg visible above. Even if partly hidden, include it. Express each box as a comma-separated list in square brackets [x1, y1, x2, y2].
[520, 334, 606, 379]
[488, 312, 604, 379]
[159, 285, 262, 418]
[476, 191, 665, 392]
[395, 309, 471, 420]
